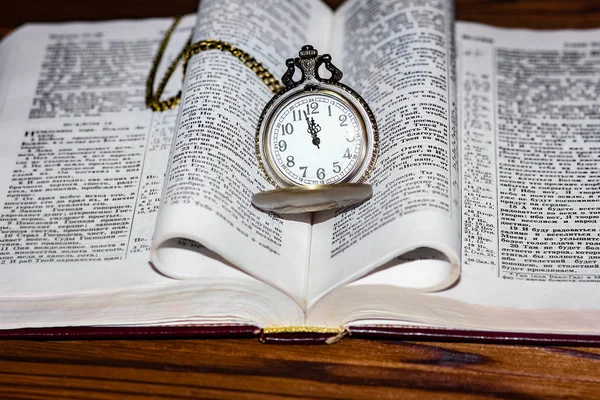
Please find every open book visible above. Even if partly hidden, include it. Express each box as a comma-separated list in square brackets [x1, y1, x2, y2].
[1, 0, 599, 341]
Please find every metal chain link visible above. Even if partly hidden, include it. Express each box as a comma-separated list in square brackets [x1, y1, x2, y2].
[146, 17, 283, 112]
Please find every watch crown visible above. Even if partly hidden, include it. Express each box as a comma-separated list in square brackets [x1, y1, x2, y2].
[299, 45, 318, 59]
[281, 44, 343, 87]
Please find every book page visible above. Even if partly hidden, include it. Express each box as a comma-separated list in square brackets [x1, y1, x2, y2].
[0, 18, 306, 330]
[0, 17, 197, 295]
[150, 0, 333, 305]
[454, 22, 600, 308]
[308, 23, 600, 334]
[307, 0, 461, 305]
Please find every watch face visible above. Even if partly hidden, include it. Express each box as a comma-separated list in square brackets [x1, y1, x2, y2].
[266, 91, 366, 186]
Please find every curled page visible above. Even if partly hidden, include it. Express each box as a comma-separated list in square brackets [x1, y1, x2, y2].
[308, 0, 461, 305]
[150, 0, 333, 305]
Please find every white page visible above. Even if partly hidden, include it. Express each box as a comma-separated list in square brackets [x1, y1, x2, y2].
[0, 17, 306, 330]
[151, 0, 333, 306]
[308, 23, 600, 333]
[0, 17, 197, 295]
[307, 0, 461, 306]
[453, 22, 600, 309]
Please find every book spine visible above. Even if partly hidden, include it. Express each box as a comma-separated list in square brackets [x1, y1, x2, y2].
[260, 326, 347, 344]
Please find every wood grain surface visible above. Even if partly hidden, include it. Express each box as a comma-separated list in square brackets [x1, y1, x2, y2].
[2, 0, 600, 399]
[2, 338, 600, 399]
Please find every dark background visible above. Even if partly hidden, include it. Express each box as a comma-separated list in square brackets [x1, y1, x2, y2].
[2, 0, 600, 38]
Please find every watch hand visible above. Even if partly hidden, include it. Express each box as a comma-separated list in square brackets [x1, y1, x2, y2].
[311, 119, 321, 149]
[303, 111, 321, 149]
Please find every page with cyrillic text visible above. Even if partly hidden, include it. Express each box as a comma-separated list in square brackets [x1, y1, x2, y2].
[0, 16, 304, 330]
[455, 22, 600, 310]
[150, 0, 333, 306]
[308, 23, 600, 334]
[307, 0, 461, 306]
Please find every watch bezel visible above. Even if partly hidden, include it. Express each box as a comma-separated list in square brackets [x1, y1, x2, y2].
[256, 80, 378, 188]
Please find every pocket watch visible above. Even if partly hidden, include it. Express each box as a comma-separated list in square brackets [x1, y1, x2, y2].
[252, 45, 378, 214]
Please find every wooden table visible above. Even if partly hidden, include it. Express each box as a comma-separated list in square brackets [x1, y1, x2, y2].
[2, 1, 600, 398]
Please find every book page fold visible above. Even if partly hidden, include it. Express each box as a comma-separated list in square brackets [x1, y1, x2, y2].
[150, 0, 333, 304]
[307, 0, 460, 305]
